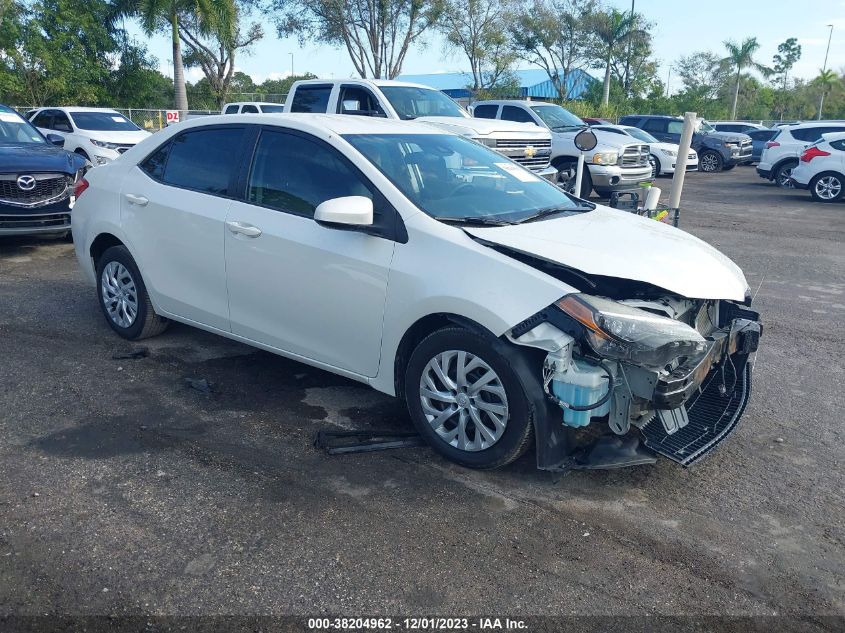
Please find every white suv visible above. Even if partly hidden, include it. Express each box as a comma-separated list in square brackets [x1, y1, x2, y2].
[27, 107, 151, 166]
[757, 121, 845, 188]
[790, 132, 845, 202]
[70, 113, 762, 472]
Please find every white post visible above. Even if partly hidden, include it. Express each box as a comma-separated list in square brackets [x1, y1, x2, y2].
[574, 152, 585, 197]
[668, 111, 696, 215]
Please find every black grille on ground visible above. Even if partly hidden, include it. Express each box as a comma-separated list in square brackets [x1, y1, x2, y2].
[0, 174, 70, 206]
[0, 212, 71, 230]
[640, 357, 752, 466]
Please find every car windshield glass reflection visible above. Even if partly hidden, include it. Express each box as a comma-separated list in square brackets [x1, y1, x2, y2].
[624, 126, 658, 143]
[344, 133, 592, 224]
[0, 110, 46, 144]
[70, 112, 140, 131]
[380, 87, 466, 120]
[530, 105, 584, 131]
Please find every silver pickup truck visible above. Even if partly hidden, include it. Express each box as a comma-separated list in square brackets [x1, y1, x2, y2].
[284, 79, 557, 181]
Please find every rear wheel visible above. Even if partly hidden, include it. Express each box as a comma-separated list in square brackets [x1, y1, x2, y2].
[774, 160, 798, 188]
[699, 150, 723, 173]
[809, 172, 844, 203]
[96, 246, 169, 340]
[404, 327, 534, 469]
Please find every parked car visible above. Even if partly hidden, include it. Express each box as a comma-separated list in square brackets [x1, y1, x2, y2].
[592, 123, 698, 178]
[711, 121, 768, 133]
[473, 100, 652, 198]
[790, 132, 845, 202]
[222, 102, 286, 114]
[27, 108, 151, 166]
[71, 113, 762, 472]
[582, 117, 614, 126]
[619, 115, 753, 173]
[284, 79, 557, 182]
[747, 129, 778, 163]
[0, 104, 88, 237]
[756, 121, 845, 188]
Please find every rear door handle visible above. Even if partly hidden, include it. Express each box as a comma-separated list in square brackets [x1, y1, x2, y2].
[226, 221, 262, 238]
[124, 193, 148, 206]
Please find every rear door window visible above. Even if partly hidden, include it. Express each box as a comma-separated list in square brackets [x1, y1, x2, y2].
[241, 105, 259, 113]
[643, 119, 667, 134]
[500, 106, 535, 124]
[666, 121, 684, 135]
[224, 105, 239, 114]
[161, 127, 246, 196]
[290, 85, 333, 113]
[473, 105, 498, 119]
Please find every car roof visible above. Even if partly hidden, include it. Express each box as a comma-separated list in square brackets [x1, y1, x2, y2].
[622, 114, 680, 120]
[473, 100, 555, 107]
[293, 78, 439, 91]
[225, 102, 282, 107]
[33, 107, 123, 113]
[169, 113, 446, 136]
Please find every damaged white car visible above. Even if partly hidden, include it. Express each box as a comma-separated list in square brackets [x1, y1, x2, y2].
[71, 114, 762, 471]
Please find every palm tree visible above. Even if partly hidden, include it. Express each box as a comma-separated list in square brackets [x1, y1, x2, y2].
[722, 37, 767, 119]
[117, 0, 236, 111]
[814, 69, 840, 119]
[592, 8, 641, 106]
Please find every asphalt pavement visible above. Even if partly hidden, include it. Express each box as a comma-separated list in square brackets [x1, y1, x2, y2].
[0, 167, 843, 631]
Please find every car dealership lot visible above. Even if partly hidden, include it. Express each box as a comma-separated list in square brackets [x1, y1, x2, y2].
[0, 169, 843, 623]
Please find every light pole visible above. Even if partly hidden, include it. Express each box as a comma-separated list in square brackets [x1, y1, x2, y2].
[818, 24, 834, 120]
[623, 0, 635, 97]
[289, 53, 294, 78]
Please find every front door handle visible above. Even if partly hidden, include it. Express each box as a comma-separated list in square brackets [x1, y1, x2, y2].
[124, 193, 148, 206]
[226, 221, 262, 238]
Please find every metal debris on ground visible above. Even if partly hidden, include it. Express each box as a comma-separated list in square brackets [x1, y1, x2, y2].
[111, 347, 149, 360]
[315, 429, 425, 455]
[184, 377, 214, 394]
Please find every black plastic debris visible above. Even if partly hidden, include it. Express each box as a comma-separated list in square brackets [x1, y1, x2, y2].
[315, 429, 425, 455]
[184, 377, 214, 394]
[111, 347, 149, 360]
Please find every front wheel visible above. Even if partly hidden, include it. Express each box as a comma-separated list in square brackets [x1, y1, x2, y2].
[809, 172, 844, 203]
[775, 160, 798, 188]
[557, 163, 592, 199]
[96, 245, 169, 340]
[698, 150, 723, 173]
[649, 155, 661, 178]
[404, 327, 534, 469]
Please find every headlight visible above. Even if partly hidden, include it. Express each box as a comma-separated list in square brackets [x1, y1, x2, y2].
[724, 142, 738, 149]
[591, 152, 618, 165]
[90, 139, 120, 150]
[556, 294, 708, 368]
[476, 137, 498, 148]
[660, 149, 677, 157]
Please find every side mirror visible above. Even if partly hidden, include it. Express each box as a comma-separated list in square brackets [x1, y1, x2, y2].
[46, 133, 64, 147]
[314, 196, 373, 227]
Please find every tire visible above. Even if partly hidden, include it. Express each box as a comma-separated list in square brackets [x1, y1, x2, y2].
[698, 150, 723, 173]
[774, 160, 798, 188]
[404, 327, 535, 469]
[722, 164, 736, 171]
[96, 245, 169, 340]
[809, 172, 845, 203]
[649, 155, 661, 178]
[556, 162, 592, 199]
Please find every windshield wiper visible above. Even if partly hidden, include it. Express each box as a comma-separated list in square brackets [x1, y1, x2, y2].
[434, 216, 515, 226]
[517, 204, 591, 223]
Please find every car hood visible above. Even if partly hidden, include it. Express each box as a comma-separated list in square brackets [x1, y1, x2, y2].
[0, 143, 87, 174]
[464, 206, 749, 301]
[418, 116, 549, 138]
[652, 142, 696, 156]
[702, 131, 750, 143]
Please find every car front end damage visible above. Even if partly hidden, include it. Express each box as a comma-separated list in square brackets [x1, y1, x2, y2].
[509, 293, 762, 470]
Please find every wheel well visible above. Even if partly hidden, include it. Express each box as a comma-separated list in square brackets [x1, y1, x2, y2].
[551, 156, 576, 170]
[773, 157, 799, 171]
[89, 233, 124, 266]
[392, 313, 491, 398]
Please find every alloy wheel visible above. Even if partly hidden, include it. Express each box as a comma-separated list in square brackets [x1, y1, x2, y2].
[814, 175, 842, 200]
[419, 350, 509, 452]
[777, 166, 795, 188]
[700, 153, 719, 172]
[100, 261, 138, 328]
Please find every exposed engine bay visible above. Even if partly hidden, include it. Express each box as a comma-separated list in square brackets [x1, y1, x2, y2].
[509, 288, 762, 470]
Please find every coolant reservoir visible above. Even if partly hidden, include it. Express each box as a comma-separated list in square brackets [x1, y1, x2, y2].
[552, 359, 611, 427]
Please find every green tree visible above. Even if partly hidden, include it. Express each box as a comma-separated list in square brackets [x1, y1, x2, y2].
[255, 72, 316, 101]
[117, 0, 237, 111]
[771, 37, 801, 120]
[590, 7, 643, 106]
[109, 37, 174, 107]
[814, 68, 842, 119]
[722, 37, 768, 119]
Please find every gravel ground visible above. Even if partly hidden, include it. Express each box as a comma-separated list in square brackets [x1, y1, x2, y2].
[0, 167, 843, 630]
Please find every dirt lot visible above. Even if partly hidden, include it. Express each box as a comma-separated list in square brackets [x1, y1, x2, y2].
[0, 167, 843, 630]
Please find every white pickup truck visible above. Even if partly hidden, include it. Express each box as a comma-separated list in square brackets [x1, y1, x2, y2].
[472, 100, 652, 198]
[284, 79, 557, 181]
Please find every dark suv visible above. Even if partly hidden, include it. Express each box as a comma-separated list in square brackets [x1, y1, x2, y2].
[619, 115, 753, 172]
[0, 105, 88, 237]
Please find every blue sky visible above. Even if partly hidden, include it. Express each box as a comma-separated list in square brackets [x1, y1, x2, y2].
[130, 0, 845, 88]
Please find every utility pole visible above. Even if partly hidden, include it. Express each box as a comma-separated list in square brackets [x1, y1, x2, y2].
[290, 53, 294, 78]
[623, 0, 635, 98]
[818, 24, 834, 120]
[666, 66, 671, 98]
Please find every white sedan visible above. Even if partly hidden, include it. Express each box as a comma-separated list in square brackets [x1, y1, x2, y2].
[70, 114, 761, 472]
[593, 124, 698, 178]
[790, 131, 845, 202]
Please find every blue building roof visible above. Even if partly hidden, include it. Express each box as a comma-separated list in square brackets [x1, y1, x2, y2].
[396, 68, 597, 100]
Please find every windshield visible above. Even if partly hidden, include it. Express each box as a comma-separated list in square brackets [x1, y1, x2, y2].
[69, 111, 140, 132]
[344, 133, 590, 224]
[530, 105, 584, 131]
[0, 109, 46, 145]
[380, 87, 466, 120]
[623, 126, 658, 143]
[260, 105, 285, 113]
[697, 119, 715, 133]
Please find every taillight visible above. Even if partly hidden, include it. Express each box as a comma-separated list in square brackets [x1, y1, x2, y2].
[74, 178, 89, 198]
[765, 141, 780, 149]
[801, 146, 831, 162]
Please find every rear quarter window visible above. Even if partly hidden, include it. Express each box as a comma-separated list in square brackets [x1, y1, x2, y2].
[159, 127, 247, 195]
[290, 85, 333, 113]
